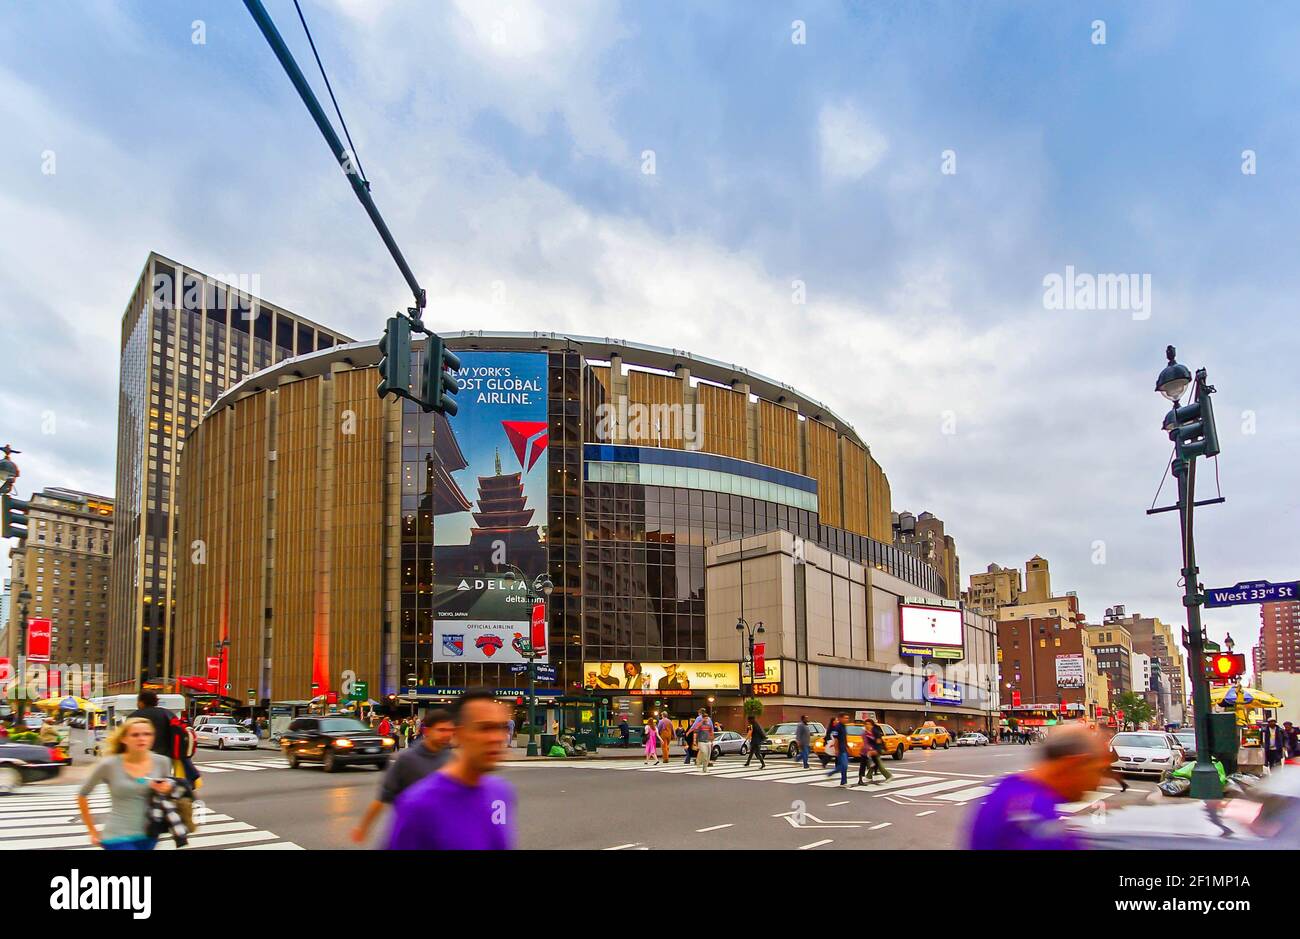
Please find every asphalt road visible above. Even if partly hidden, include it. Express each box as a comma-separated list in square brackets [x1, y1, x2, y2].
[5, 736, 1159, 850]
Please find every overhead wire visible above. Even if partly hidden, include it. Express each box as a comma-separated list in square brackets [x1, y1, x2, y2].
[292, 0, 369, 188]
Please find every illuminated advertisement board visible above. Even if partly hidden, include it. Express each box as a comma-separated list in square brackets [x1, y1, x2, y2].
[899, 602, 963, 660]
[583, 661, 741, 695]
[432, 575, 548, 664]
[26, 618, 52, 664]
[431, 351, 549, 664]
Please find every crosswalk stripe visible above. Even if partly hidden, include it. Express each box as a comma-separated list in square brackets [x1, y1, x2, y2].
[875, 778, 972, 797]
[934, 786, 995, 802]
[496, 758, 994, 805]
[704, 765, 802, 778]
[230, 841, 305, 850]
[200, 762, 270, 771]
[852, 775, 941, 792]
[0, 788, 294, 851]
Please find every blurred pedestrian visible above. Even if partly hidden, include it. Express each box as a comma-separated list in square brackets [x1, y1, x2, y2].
[643, 716, 660, 765]
[387, 691, 515, 850]
[619, 716, 630, 748]
[686, 707, 715, 774]
[857, 717, 892, 785]
[352, 708, 454, 845]
[1263, 718, 1286, 771]
[76, 717, 175, 850]
[967, 724, 1109, 850]
[744, 715, 767, 768]
[683, 723, 697, 765]
[1284, 721, 1299, 759]
[128, 691, 174, 758]
[824, 713, 850, 787]
[657, 712, 673, 764]
[795, 715, 812, 769]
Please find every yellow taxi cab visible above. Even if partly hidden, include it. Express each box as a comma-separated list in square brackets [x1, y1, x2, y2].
[907, 722, 952, 750]
[812, 722, 911, 765]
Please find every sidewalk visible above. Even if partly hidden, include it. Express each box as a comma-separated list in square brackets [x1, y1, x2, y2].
[505, 741, 686, 760]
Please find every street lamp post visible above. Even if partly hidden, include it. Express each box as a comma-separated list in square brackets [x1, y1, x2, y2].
[214, 638, 230, 704]
[503, 565, 552, 757]
[735, 617, 765, 699]
[10, 590, 31, 723]
[1153, 345, 1223, 800]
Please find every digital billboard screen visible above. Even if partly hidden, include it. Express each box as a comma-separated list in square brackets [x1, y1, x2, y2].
[899, 604, 963, 650]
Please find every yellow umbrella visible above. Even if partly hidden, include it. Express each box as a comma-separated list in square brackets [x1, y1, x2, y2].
[33, 696, 101, 711]
[1209, 686, 1283, 708]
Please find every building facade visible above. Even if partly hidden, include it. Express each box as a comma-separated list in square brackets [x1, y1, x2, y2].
[1257, 600, 1300, 674]
[172, 333, 962, 726]
[3, 488, 113, 667]
[1110, 606, 1186, 726]
[1086, 621, 1133, 706]
[997, 615, 1105, 723]
[705, 530, 997, 732]
[893, 510, 961, 602]
[107, 253, 350, 691]
[966, 562, 1022, 616]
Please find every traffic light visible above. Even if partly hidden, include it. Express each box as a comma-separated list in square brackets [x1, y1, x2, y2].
[376, 315, 412, 400]
[1164, 376, 1220, 462]
[1203, 651, 1246, 682]
[1, 492, 30, 540]
[419, 334, 462, 415]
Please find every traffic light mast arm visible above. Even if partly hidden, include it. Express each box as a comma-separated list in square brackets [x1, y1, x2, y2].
[242, 0, 425, 315]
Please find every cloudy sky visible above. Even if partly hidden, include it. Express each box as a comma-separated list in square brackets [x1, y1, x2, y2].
[2, 1, 1297, 654]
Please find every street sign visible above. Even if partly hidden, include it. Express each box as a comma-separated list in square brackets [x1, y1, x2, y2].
[535, 665, 557, 682]
[1204, 579, 1298, 609]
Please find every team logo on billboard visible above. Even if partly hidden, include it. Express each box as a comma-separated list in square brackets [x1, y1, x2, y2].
[442, 634, 465, 657]
[475, 635, 505, 657]
[511, 632, 529, 656]
[502, 420, 548, 472]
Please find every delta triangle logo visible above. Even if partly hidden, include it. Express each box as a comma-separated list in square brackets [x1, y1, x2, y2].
[502, 420, 548, 472]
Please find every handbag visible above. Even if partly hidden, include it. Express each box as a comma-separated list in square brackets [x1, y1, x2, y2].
[824, 736, 838, 757]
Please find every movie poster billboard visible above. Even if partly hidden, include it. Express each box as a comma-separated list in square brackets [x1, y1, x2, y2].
[432, 351, 549, 663]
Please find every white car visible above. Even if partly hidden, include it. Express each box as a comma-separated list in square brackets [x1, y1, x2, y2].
[197, 724, 259, 750]
[1110, 731, 1185, 778]
[956, 732, 989, 747]
[704, 731, 749, 760]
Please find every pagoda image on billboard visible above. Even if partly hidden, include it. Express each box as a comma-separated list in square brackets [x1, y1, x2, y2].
[434, 428, 548, 579]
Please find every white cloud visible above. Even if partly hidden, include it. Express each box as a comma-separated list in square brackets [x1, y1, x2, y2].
[818, 101, 888, 183]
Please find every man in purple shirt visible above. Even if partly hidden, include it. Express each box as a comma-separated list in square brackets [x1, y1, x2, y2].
[967, 724, 1109, 850]
[388, 689, 516, 850]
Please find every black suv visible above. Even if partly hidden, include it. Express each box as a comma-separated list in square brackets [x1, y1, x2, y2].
[280, 716, 395, 772]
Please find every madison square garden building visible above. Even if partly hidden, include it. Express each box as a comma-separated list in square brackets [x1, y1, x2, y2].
[172, 333, 998, 732]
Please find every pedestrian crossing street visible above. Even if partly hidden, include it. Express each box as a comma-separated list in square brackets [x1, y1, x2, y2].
[500, 757, 1121, 815]
[501, 758, 1002, 805]
[0, 784, 304, 850]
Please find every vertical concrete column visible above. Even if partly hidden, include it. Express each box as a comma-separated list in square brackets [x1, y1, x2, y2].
[675, 364, 695, 450]
[782, 397, 804, 474]
[732, 381, 754, 462]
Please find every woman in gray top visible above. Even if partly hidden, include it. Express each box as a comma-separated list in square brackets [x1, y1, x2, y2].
[77, 717, 174, 850]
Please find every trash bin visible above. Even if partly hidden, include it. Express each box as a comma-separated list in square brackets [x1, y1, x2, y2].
[540, 733, 557, 753]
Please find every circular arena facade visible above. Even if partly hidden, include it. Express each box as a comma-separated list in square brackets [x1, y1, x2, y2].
[174, 332, 997, 733]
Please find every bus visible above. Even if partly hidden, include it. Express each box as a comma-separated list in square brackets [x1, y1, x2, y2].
[92, 694, 186, 727]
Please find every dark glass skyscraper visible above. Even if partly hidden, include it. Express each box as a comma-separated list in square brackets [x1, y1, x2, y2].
[107, 253, 350, 690]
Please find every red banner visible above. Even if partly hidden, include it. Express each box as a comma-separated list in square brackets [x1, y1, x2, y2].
[530, 601, 547, 653]
[753, 643, 765, 679]
[26, 618, 51, 663]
